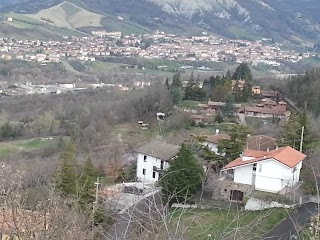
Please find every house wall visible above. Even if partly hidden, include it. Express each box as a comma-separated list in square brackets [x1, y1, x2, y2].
[136, 153, 169, 183]
[234, 164, 254, 185]
[203, 142, 218, 154]
[232, 159, 303, 193]
[255, 159, 294, 192]
[293, 161, 302, 185]
[203, 142, 226, 156]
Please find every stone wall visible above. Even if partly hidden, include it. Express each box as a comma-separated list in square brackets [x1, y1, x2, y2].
[212, 180, 254, 201]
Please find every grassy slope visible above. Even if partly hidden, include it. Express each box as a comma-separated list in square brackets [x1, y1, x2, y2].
[169, 208, 289, 239]
[0, 138, 59, 157]
[25, 2, 103, 30]
[2, 12, 83, 39]
[1, 0, 151, 37]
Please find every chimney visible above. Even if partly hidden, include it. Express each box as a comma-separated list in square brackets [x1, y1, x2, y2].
[276, 146, 279, 150]
[267, 147, 270, 152]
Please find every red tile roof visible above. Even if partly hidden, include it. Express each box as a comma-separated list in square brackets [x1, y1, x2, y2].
[223, 146, 306, 169]
[244, 106, 285, 115]
[246, 135, 277, 151]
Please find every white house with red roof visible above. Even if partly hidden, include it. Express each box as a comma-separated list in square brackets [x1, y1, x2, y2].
[220, 146, 306, 193]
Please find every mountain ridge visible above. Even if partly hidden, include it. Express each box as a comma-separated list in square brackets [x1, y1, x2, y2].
[0, 0, 319, 44]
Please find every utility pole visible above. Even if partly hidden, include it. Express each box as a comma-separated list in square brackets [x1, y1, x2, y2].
[299, 126, 305, 153]
[94, 176, 100, 205]
[92, 176, 100, 240]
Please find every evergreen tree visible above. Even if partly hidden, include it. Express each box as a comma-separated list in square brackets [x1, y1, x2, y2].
[170, 73, 183, 104]
[209, 76, 232, 102]
[278, 112, 314, 152]
[172, 73, 182, 88]
[222, 95, 236, 117]
[242, 83, 253, 102]
[56, 142, 78, 196]
[233, 63, 253, 102]
[233, 80, 243, 102]
[184, 73, 206, 101]
[233, 63, 253, 82]
[218, 124, 250, 163]
[78, 156, 98, 205]
[226, 70, 232, 80]
[160, 144, 203, 203]
[164, 78, 170, 90]
[0, 122, 14, 140]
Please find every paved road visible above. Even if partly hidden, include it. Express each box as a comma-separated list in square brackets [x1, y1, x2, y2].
[263, 202, 319, 240]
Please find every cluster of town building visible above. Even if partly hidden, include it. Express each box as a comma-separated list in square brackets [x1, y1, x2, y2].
[135, 134, 305, 202]
[191, 87, 290, 124]
[0, 31, 313, 66]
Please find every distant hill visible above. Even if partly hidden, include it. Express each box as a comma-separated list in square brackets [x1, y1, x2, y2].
[26, 2, 103, 30]
[0, 0, 319, 44]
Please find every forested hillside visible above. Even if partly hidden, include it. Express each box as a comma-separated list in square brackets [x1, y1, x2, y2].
[285, 68, 320, 116]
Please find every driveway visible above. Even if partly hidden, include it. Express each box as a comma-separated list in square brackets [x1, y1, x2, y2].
[263, 202, 319, 240]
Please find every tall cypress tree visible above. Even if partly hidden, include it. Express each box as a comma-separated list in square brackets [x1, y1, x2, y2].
[78, 156, 98, 205]
[170, 73, 183, 104]
[56, 142, 78, 196]
[164, 78, 170, 90]
[160, 144, 203, 203]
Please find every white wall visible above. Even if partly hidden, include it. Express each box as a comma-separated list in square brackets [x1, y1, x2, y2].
[232, 158, 303, 193]
[255, 175, 283, 193]
[255, 159, 294, 192]
[136, 153, 169, 183]
[234, 165, 254, 185]
[203, 142, 218, 154]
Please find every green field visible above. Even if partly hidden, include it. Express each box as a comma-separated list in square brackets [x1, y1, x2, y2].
[2, 12, 83, 39]
[87, 60, 173, 77]
[0, 138, 60, 157]
[169, 208, 289, 239]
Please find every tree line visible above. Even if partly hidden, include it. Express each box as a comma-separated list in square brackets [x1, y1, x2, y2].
[167, 63, 254, 104]
[285, 68, 320, 116]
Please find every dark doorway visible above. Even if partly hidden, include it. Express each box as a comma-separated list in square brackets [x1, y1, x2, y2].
[230, 190, 244, 201]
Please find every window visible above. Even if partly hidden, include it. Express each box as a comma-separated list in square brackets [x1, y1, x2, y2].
[152, 172, 156, 178]
[143, 155, 147, 162]
[160, 160, 164, 170]
[253, 163, 257, 171]
[142, 168, 146, 175]
[258, 164, 262, 172]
